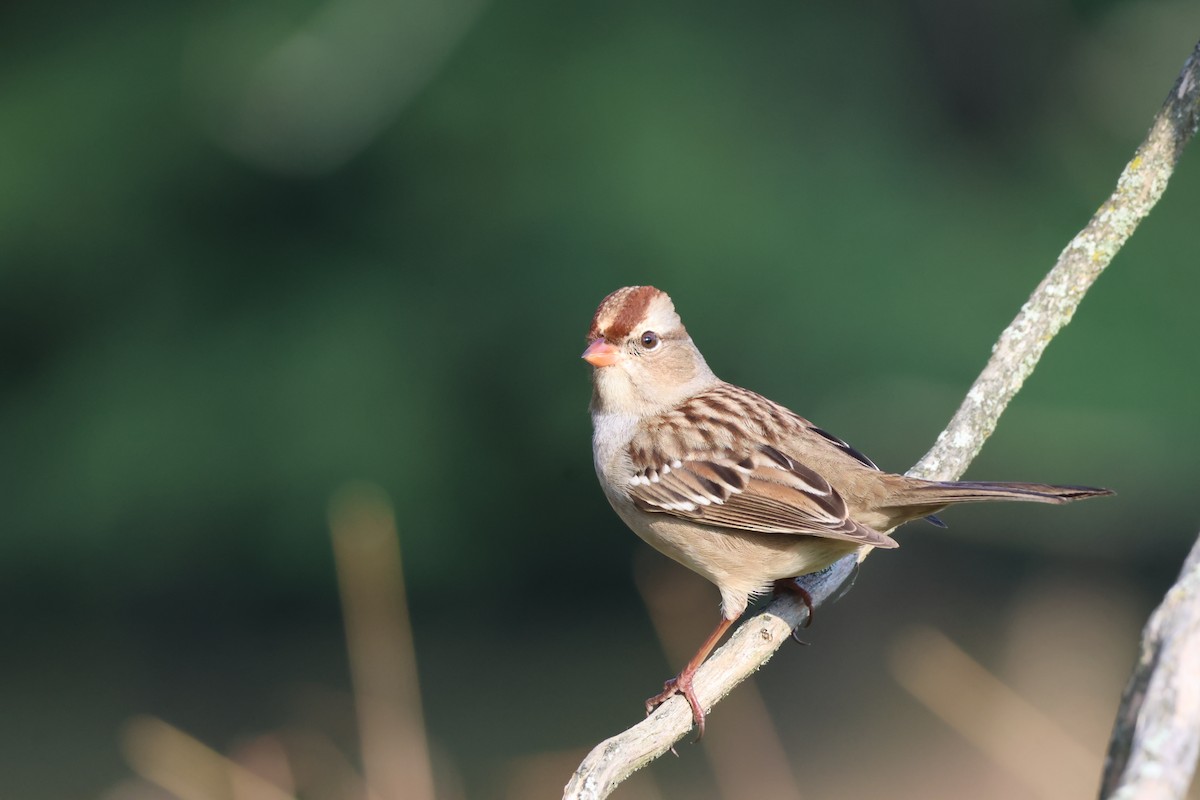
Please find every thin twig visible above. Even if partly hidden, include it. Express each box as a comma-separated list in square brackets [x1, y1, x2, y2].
[563, 37, 1200, 800]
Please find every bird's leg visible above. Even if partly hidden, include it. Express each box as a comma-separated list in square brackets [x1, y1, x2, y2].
[773, 578, 815, 631]
[645, 615, 737, 740]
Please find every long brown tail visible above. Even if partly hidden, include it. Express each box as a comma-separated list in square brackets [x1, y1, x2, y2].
[899, 480, 1113, 506]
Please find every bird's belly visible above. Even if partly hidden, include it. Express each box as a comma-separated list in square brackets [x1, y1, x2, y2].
[609, 498, 858, 617]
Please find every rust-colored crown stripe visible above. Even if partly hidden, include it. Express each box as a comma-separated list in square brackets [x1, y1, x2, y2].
[587, 285, 662, 342]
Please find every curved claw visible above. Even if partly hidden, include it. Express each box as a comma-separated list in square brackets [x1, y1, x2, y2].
[773, 578, 816, 629]
[645, 673, 707, 740]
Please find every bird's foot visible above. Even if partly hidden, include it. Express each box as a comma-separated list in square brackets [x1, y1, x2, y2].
[773, 578, 815, 631]
[645, 671, 707, 740]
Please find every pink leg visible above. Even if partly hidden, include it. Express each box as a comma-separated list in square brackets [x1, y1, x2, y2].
[645, 615, 737, 740]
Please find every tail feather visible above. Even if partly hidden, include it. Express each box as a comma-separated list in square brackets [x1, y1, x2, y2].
[901, 480, 1113, 506]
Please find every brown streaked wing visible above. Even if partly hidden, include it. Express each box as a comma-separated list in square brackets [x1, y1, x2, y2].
[626, 445, 896, 548]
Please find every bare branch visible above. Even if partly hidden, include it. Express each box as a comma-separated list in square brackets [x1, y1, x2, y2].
[1100, 534, 1200, 800]
[562, 560, 855, 800]
[910, 36, 1200, 483]
[564, 38, 1200, 800]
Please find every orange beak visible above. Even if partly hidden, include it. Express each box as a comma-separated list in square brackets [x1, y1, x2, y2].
[582, 338, 620, 367]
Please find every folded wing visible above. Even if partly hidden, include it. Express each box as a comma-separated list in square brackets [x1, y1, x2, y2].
[626, 443, 896, 548]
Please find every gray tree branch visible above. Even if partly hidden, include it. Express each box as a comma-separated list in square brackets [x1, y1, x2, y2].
[1100, 532, 1200, 800]
[563, 38, 1200, 800]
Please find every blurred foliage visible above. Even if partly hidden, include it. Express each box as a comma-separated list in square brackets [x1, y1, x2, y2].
[2, 0, 1200, 797]
[3, 0, 1197, 596]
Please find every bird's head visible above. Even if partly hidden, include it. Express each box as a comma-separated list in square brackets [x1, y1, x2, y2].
[583, 286, 718, 416]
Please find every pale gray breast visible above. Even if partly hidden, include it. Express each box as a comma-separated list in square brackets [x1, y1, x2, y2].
[591, 410, 640, 483]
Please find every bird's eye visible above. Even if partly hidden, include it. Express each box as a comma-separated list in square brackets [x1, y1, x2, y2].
[640, 331, 660, 349]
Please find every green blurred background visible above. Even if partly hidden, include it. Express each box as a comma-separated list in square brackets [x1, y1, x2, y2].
[3, 0, 1200, 798]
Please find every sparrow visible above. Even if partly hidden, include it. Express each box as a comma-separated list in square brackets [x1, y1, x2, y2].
[583, 285, 1112, 737]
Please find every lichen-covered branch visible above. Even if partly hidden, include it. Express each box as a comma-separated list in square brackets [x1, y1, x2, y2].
[1100, 533, 1200, 800]
[563, 38, 1200, 800]
[909, 37, 1200, 483]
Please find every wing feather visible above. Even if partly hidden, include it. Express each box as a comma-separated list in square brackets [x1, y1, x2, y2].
[627, 444, 895, 548]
